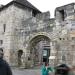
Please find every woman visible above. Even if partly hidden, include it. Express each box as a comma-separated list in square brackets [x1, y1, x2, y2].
[41, 62, 49, 75]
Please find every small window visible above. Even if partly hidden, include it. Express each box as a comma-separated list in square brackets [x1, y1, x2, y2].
[62, 55, 66, 61]
[72, 37, 75, 40]
[0, 48, 3, 52]
[28, 57, 31, 60]
[67, 37, 68, 40]
[0, 40, 3, 45]
[72, 45, 74, 48]
[3, 24, 6, 32]
[59, 10, 64, 21]
[32, 10, 37, 17]
[59, 38, 62, 40]
[63, 38, 65, 40]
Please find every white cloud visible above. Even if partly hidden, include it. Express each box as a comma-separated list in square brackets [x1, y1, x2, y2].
[0, 0, 12, 5]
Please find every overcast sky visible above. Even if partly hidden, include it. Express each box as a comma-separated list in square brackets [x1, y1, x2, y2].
[0, 0, 75, 18]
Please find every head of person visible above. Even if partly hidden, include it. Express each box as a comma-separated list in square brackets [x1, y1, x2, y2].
[45, 62, 49, 66]
[0, 48, 3, 59]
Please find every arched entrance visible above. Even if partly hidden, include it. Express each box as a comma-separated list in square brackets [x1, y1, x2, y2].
[28, 35, 51, 66]
[17, 50, 23, 66]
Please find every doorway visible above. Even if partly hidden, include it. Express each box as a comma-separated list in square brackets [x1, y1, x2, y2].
[18, 50, 23, 66]
[43, 48, 50, 63]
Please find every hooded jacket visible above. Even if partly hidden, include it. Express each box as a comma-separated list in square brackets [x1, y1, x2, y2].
[0, 58, 12, 75]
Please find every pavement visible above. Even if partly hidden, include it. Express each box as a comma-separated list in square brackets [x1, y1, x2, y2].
[12, 68, 41, 75]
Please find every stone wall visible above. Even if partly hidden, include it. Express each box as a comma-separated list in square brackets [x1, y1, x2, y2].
[0, 3, 33, 66]
[0, 4, 15, 64]
[55, 3, 75, 67]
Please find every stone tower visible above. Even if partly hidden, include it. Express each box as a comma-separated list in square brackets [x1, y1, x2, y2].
[55, 3, 75, 67]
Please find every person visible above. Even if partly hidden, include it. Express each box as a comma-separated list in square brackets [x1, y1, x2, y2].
[0, 48, 12, 75]
[41, 62, 49, 75]
[47, 63, 55, 75]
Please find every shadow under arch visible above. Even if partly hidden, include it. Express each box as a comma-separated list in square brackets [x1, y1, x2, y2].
[30, 35, 50, 44]
[29, 32, 51, 43]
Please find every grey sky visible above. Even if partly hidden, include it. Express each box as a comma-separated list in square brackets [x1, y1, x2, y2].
[0, 0, 75, 18]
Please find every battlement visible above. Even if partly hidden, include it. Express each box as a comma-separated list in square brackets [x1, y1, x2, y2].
[55, 3, 75, 21]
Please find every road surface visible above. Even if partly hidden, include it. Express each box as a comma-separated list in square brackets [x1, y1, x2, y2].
[12, 68, 41, 75]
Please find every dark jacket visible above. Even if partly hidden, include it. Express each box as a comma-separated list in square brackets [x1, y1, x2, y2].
[0, 58, 12, 75]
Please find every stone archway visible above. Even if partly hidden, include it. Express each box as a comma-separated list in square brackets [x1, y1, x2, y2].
[28, 35, 51, 67]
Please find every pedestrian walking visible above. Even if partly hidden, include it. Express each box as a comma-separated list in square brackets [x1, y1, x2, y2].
[41, 62, 49, 75]
[0, 48, 12, 75]
[46, 63, 55, 75]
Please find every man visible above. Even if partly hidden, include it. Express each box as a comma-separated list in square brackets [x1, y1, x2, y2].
[0, 48, 12, 75]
